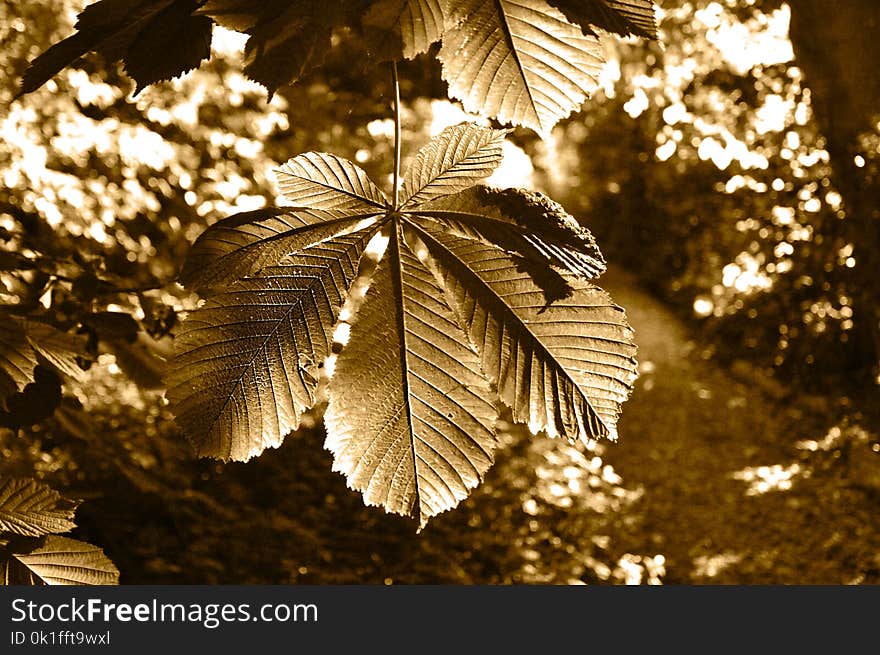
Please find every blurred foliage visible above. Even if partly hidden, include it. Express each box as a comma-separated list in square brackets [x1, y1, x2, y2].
[536, 0, 880, 393]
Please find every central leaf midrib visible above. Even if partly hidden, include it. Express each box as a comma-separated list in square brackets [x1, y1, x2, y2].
[388, 221, 423, 520]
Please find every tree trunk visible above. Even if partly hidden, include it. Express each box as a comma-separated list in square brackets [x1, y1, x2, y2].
[787, 0, 880, 382]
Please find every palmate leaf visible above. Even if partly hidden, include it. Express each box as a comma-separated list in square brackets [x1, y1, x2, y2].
[0, 478, 78, 538]
[2, 536, 119, 586]
[168, 122, 636, 527]
[439, 0, 605, 134]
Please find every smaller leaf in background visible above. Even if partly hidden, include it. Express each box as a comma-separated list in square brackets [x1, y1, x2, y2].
[139, 295, 178, 339]
[400, 123, 509, 207]
[2, 536, 119, 586]
[79, 312, 165, 388]
[362, 0, 445, 60]
[0, 478, 79, 538]
[122, 0, 213, 94]
[22, 320, 88, 381]
[0, 479, 116, 586]
[82, 311, 140, 343]
[17, 0, 657, 116]
[275, 152, 389, 212]
[0, 317, 87, 411]
[196, 0, 283, 31]
[242, 9, 330, 98]
[15, 30, 95, 99]
[198, 0, 359, 94]
[103, 332, 168, 391]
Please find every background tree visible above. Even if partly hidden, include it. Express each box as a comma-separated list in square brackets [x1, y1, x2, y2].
[787, 0, 880, 382]
[540, 0, 879, 395]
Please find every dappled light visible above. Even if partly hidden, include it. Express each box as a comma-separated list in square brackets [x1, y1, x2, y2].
[732, 463, 803, 495]
[2, 0, 878, 587]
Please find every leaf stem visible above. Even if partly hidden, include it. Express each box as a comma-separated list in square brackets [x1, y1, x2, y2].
[391, 60, 401, 210]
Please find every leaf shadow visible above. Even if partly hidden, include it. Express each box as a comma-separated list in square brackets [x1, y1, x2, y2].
[510, 254, 574, 310]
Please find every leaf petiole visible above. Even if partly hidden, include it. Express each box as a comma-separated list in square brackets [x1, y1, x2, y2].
[391, 60, 401, 211]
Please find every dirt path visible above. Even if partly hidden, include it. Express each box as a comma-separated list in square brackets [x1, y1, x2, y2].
[598, 267, 880, 584]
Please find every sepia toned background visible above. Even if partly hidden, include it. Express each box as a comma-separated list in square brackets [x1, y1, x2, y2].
[1, 0, 878, 584]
